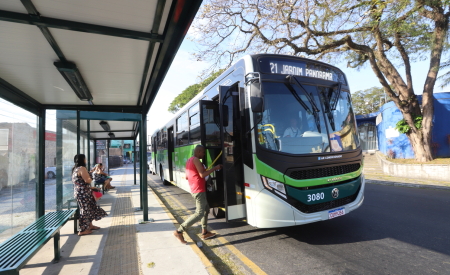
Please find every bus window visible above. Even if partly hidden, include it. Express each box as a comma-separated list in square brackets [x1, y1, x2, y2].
[176, 112, 189, 146]
[190, 113, 201, 144]
[189, 103, 200, 143]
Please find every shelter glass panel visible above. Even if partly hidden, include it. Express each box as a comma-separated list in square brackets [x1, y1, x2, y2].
[45, 110, 78, 211]
[0, 98, 38, 243]
[45, 110, 57, 212]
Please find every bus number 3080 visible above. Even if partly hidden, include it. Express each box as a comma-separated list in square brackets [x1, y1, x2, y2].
[307, 192, 325, 202]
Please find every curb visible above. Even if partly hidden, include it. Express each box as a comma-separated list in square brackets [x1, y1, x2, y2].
[147, 183, 221, 275]
[366, 179, 450, 191]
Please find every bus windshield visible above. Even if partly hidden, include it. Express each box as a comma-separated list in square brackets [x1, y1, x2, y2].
[256, 81, 359, 155]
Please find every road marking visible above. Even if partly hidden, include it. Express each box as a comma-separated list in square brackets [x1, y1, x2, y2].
[148, 177, 268, 275]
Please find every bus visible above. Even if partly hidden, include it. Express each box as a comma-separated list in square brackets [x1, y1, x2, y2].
[150, 54, 364, 228]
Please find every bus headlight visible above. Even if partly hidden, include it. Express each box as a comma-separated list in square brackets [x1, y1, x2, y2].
[261, 176, 286, 198]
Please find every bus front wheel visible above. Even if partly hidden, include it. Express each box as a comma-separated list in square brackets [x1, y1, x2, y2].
[212, 207, 225, 219]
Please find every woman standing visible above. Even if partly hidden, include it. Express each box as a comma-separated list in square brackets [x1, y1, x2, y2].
[72, 154, 108, 236]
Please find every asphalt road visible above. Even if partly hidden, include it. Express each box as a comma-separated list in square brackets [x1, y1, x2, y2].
[149, 175, 450, 275]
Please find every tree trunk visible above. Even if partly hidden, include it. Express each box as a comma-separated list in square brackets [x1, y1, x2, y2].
[407, 129, 433, 162]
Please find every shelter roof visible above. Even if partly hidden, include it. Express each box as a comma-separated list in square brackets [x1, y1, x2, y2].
[0, 0, 202, 139]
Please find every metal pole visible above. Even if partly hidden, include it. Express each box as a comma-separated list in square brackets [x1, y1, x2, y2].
[37, 108, 45, 218]
[107, 139, 110, 175]
[56, 113, 63, 211]
[76, 111, 80, 155]
[140, 114, 148, 221]
[87, 120, 90, 169]
[134, 139, 136, 185]
[138, 123, 143, 210]
[94, 139, 97, 165]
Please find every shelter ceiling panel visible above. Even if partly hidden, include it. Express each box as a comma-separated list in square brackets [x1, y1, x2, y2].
[0, 1, 28, 13]
[142, 43, 160, 101]
[87, 120, 135, 133]
[158, 0, 173, 34]
[50, 28, 149, 105]
[33, 0, 158, 33]
[90, 131, 135, 139]
[0, 21, 86, 104]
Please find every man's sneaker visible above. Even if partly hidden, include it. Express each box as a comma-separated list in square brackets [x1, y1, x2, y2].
[173, 230, 187, 244]
[201, 232, 217, 240]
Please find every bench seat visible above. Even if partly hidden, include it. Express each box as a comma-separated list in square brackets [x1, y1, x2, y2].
[0, 209, 77, 275]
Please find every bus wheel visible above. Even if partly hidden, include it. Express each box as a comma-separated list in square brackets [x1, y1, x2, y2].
[160, 168, 170, 186]
[212, 207, 225, 219]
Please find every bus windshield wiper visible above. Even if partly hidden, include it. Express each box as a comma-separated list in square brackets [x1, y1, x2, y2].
[331, 82, 341, 111]
[286, 76, 321, 132]
[322, 87, 336, 131]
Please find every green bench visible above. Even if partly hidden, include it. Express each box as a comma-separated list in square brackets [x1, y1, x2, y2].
[0, 209, 77, 274]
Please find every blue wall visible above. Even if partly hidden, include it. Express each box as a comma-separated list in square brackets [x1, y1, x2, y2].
[361, 92, 450, 158]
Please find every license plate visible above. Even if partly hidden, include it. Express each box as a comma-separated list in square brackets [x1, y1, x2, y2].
[328, 207, 345, 219]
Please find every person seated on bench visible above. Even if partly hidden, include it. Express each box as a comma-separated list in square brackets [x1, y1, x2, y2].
[92, 163, 115, 190]
[72, 154, 108, 236]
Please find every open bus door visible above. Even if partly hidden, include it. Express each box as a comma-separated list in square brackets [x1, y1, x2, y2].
[219, 83, 246, 222]
[167, 126, 174, 182]
[199, 100, 224, 214]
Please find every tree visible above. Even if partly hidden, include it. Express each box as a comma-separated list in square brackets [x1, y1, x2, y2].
[352, 87, 391, 115]
[191, 0, 450, 162]
[168, 70, 224, 113]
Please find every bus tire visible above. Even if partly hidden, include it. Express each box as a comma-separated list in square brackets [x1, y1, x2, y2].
[160, 167, 170, 186]
[211, 207, 225, 219]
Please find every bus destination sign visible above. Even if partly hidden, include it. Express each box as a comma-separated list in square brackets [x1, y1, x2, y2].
[258, 57, 345, 84]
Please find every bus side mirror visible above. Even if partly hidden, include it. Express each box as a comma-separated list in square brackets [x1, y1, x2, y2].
[250, 82, 264, 113]
[222, 105, 229, 127]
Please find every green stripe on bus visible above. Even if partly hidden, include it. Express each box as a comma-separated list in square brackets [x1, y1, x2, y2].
[255, 156, 362, 188]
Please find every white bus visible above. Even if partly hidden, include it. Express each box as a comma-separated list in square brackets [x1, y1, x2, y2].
[151, 54, 364, 228]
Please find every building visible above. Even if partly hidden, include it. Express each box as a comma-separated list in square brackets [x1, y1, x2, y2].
[355, 92, 450, 158]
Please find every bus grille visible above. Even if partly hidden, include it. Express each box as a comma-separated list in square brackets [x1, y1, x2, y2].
[288, 163, 360, 180]
[290, 187, 360, 214]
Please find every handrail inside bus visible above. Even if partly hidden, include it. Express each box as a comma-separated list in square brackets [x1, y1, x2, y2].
[207, 150, 223, 170]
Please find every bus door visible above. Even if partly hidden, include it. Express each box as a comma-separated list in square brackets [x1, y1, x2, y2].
[167, 126, 174, 181]
[220, 83, 246, 222]
[199, 100, 224, 208]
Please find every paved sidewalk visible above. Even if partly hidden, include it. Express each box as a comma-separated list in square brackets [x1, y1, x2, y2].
[20, 164, 211, 275]
[363, 152, 450, 190]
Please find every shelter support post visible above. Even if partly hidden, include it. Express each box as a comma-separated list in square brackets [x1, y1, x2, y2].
[138, 124, 143, 210]
[87, 120, 90, 169]
[76, 111, 80, 155]
[107, 139, 110, 174]
[36, 108, 45, 218]
[134, 139, 136, 185]
[94, 139, 97, 166]
[140, 116, 148, 221]
[56, 115, 63, 211]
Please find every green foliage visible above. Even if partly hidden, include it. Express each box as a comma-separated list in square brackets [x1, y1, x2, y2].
[395, 115, 423, 134]
[168, 70, 224, 113]
[351, 87, 391, 115]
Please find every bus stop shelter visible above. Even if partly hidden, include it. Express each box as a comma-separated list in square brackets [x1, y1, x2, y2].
[0, 0, 202, 242]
